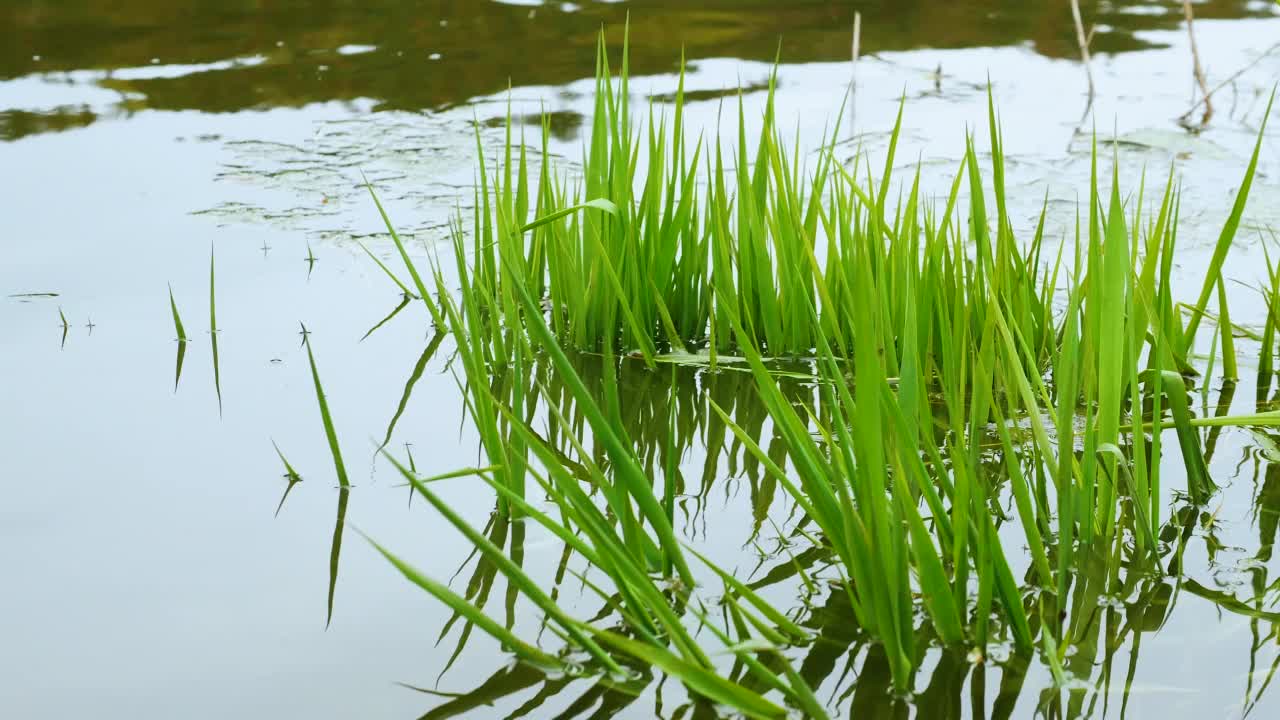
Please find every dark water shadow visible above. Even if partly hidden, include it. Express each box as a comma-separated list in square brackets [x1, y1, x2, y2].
[4, 1, 1275, 142]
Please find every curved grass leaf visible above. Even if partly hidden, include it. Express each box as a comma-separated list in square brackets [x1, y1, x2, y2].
[361, 530, 563, 670]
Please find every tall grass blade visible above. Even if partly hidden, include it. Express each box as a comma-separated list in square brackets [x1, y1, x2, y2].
[1182, 91, 1274, 350]
[364, 178, 442, 325]
[301, 329, 351, 626]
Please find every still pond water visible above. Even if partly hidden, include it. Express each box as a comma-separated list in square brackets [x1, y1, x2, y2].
[3, 1, 1280, 718]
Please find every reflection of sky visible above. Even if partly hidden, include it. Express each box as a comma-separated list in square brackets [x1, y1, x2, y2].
[2, 6, 1280, 720]
[184, 18, 1280, 270]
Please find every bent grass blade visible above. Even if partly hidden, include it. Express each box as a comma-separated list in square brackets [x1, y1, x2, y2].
[271, 439, 303, 517]
[364, 178, 442, 325]
[358, 294, 411, 343]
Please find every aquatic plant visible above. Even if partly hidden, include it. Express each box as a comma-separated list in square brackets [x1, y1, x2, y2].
[356, 29, 1279, 716]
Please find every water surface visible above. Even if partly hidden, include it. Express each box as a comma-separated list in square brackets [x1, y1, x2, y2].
[3, 1, 1280, 718]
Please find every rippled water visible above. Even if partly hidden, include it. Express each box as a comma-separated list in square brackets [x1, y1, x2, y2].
[3, 2, 1280, 718]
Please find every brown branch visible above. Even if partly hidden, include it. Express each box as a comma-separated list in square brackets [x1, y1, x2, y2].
[848, 11, 861, 138]
[1069, 0, 1095, 103]
[1068, 0, 1096, 145]
[1184, 42, 1280, 119]
[1180, 0, 1214, 128]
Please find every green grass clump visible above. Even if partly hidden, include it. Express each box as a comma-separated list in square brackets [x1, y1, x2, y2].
[356, 29, 1279, 714]
[454, 31, 1270, 410]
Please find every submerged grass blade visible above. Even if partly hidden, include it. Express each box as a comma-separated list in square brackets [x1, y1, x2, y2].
[361, 530, 563, 670]
[386, 451, 625, 675]
[209, 246, 222, 416]
[173, 340, 186, 393]
[327, 485, 349, 629]
[379, 331, 446, 449]
[591, 630, 787, 719]
[359, 295, 411, 343]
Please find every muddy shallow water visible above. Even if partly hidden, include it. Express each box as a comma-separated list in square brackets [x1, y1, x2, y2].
[3, 2, 1280, 718]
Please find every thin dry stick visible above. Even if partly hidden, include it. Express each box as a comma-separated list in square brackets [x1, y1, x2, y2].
[1069, 0, 1095, 103]
[849, 11, 861, 138]
[851, 11, 861, 81]
[1068, 0, 1097, 147]
[1181, 0, 1214, 126]
[1184, 41, 1280, 118]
